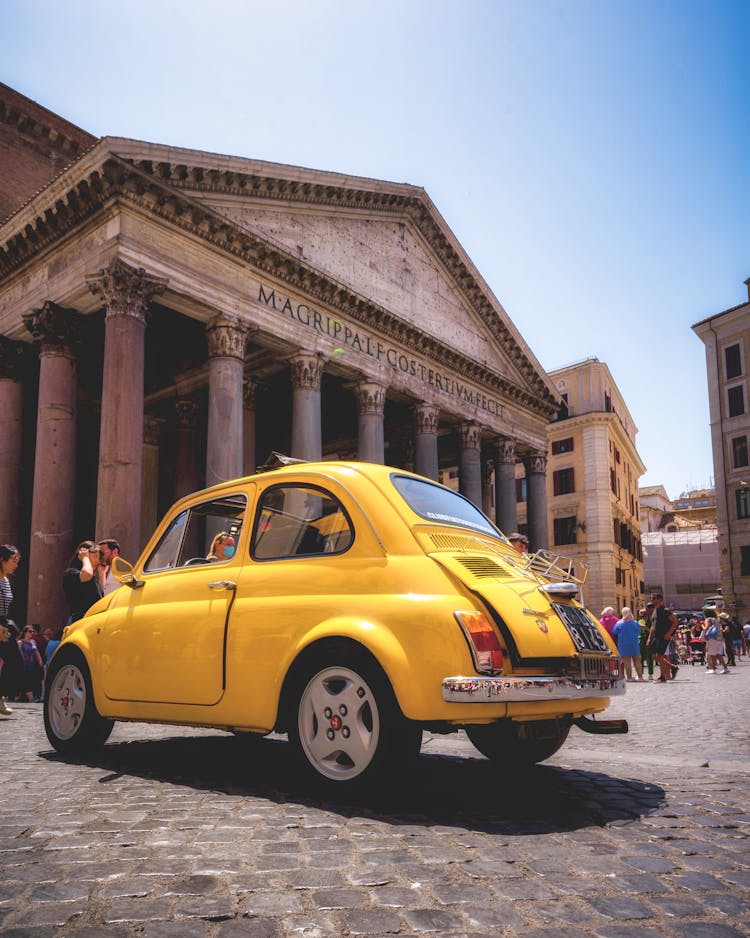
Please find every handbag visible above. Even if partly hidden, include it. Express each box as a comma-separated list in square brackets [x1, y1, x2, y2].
[0, 614, 19, 639]
[705, 623, 719, 640]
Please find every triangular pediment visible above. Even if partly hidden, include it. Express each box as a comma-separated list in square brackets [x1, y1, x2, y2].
[100, 139, 557, 406]
[0, 136, 560, 416]
[198, 198, 529, 385]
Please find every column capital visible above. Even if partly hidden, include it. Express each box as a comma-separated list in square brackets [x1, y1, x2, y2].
[87, 258, 167, 323]
[206, 315, 249, 360]
[524, 452, 548, 475]
[414, 402, 440, 435]
[357, 381, 386, 416]
[0, 336, 26, 379]
[176, 399, 198, 429]
[144, 415, 163, 446]
[459, 421, 482, 451]
[290, 352, 324, 391]
[243, 377, 258, 410]
[23, 301, 81, 359]
[495, 437, 517, 465]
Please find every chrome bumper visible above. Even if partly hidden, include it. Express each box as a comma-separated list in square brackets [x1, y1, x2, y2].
[442, 674, 626, 703]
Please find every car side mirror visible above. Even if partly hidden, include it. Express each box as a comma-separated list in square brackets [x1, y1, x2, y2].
[111, 555, 145, 589]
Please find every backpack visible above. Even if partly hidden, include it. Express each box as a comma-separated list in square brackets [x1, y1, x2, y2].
[705, 623, 720, 640]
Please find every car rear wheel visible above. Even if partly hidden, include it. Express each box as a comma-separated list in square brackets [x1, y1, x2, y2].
[44, 648, 114, 755]
[288, 652, 421, 789]
[466, 719, 570, 765]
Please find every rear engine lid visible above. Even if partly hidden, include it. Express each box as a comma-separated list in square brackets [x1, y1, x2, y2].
[427, 548, 609, 659]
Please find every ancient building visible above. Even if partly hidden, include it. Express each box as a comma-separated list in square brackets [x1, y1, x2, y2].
[0, 84, 559, 630]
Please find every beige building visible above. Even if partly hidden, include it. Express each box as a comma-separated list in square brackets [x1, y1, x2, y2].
[0, 83, 560, 631]
[516, 358, 645, 616]
[640, 485, 717, 532]
[693, 286, 750, 617]
[640, 484, 672, 532]
[639, 486, 719, 610]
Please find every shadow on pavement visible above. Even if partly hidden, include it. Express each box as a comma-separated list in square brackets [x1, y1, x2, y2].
[39, 732, 665, 834]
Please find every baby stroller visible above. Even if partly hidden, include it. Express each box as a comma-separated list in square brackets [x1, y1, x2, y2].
[689, 638, 706, 666]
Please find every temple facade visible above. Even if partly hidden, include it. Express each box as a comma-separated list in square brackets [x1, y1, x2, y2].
[0, 84, 560, 631]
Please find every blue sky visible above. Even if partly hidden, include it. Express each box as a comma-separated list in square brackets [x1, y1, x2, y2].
[2, 0, 748, 498]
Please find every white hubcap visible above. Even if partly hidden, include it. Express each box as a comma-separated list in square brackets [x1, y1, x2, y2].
[298, 666, 380, 780]
[48, 665, 86, 741]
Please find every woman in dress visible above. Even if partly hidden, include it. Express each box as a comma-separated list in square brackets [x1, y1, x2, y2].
[703, 616, 730, 674]
[16, 625, 44, 702]
[0, 544, 24, 713]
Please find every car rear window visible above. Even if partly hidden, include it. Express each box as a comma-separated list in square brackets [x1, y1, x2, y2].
[390, 474, 500, 538]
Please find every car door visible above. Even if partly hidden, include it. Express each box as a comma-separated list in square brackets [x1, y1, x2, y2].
[100, 489, 250, 706]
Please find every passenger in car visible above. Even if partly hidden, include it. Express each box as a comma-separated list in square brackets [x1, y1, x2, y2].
[206, 532, 235, 562]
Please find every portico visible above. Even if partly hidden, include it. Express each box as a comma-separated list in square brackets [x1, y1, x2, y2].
[0, 127, 559, 631]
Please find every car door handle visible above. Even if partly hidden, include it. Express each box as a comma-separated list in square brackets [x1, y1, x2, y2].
[208, 580, 237, 591]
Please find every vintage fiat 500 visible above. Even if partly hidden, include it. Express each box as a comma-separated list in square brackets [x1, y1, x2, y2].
[44, 460, 626, 788]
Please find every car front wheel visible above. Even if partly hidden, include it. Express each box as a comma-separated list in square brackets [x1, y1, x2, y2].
[289, 653, 421, 789]
[44, 648, 114, 755]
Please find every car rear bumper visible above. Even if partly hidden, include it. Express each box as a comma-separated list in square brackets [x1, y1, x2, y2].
[442, 674, 626, 702]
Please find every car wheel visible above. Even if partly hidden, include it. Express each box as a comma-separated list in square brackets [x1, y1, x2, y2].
[44, 648, 114, 755]
[289, 652, 421, 789]
[466, 719, 570, 765]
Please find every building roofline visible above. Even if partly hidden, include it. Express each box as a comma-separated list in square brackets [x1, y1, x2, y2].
[692, 298, 750, 331]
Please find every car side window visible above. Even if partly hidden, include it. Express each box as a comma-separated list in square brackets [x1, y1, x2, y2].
[252, 484, 353, 560]
[144, 494, 247, 572]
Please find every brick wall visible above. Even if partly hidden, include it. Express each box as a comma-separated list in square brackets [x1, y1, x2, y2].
[0, 83, 97, 224]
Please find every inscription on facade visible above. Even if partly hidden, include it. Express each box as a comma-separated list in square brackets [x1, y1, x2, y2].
[258, 285, 504, 419]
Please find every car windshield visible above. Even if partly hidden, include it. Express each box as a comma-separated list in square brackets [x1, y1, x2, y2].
[390, 474, 500, 538]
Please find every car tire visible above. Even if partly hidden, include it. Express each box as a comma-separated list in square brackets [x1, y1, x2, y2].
[288, 650, 421, 790]
[44, 647, 114, 755]
[466, 719, 570, 765]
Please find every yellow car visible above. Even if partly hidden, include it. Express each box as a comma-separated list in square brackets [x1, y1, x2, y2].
[44, 461, 626, 788]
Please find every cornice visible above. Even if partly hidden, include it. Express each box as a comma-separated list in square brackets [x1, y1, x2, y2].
[0, 152, 559, 420]
[551, 412, 646, 475]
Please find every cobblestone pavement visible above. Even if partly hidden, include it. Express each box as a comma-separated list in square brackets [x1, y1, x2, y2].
[1, 661, 749, 937]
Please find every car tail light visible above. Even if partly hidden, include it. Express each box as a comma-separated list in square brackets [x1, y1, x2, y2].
[454, 610, 505, 674]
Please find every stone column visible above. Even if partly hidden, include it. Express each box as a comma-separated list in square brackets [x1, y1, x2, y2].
[525, 452, 549, 551]
[494, 437, 518, 536]
[243, 377, 257, 476]
[290, 352, 324, 461]
[414, 403, 439, 481]
[87, 259, 167, 561]
[357, 381, 386, 464]
[458, 421, 482, 508]
[482, 458, 494, 520]
[22, 302, 81, 629]
[174, 400, 200, 500]
[0, 338, 26, 545]
[205, 315, 248, 487]
[141, 416, 162, 544]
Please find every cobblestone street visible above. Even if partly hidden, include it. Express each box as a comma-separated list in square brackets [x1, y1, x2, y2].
[1, 662, 749, 937]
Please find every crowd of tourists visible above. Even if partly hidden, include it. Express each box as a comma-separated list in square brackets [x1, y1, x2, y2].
[601, 593, 748, 684]
[0, 538, 120, 715]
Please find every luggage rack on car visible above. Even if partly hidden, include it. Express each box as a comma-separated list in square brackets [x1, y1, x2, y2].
[485, 544, 588, 592]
